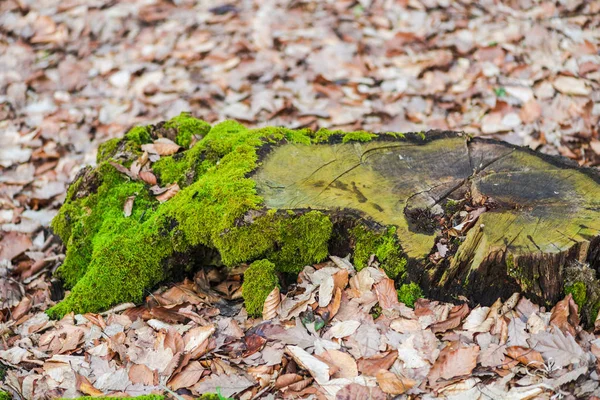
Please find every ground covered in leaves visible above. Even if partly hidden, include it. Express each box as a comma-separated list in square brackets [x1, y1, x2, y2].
[1, 0, 600, 399]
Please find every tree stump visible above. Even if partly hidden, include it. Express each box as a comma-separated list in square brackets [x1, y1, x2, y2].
[48, 114, 600, 318]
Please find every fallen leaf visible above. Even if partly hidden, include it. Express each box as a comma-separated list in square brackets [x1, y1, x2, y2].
[139, 171, 158, 185]
[553, 76, 590, 96]
[168, 360, 204, 390]
[184, 325, 215, 353]
[286, 345, 330, 384]
[506, 346, 544, 369]
[262, 286, 280, 320]
[328, 320, 360, 338]
[123, 195, 135, 217]
[429, 303, 469, 333]
[550, 294, 579, 336]
[156, 183, 180, 203]
[191, 372, 255, 398]
[320, 350, 358, 379]
[128, 363, 156, 386]
[335, 383, 387, 400]
[142, 138, 181, 155]
[429, 342, 479, 383]
[376, 369, 415, 395]
[374, 278, 399, 310]
[357, 351, 398, 376]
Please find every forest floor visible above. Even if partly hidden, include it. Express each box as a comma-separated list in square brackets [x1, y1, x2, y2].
[1, 0, 600, 399]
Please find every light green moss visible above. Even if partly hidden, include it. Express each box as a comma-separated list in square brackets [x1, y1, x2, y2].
[0, 391, 10, 400]
[163, 112, 211, 148]
[48, 118, 336, 318]
[342, 130, 377, 143]
[397, 282, 423, 308]
[125, 125, 152, 145]
[96, 138, 121, 163]
[242, 259, 279, 317]
[565, 281, 587, 311]
[351, 225, 406, 279]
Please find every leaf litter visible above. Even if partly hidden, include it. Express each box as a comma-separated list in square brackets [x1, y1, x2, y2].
[1, 0, 600, 398]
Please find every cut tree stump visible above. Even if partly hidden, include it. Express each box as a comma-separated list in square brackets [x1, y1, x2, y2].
[48, 114, 600, 318]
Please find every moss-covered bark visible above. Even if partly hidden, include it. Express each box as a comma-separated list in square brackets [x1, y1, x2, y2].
[49, 113, 600, 318]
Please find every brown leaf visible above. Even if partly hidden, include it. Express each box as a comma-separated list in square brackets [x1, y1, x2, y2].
[520, 99, 542, 123]
[76, 373, 103, 397]
[262, 286, 280, 320]
[183, 325, 215, 354]
[376, 369, 416, 395]
[357, 351, 398, 376]
[319, 350, 358, 379]
[275, 373, 304, 390]
[139, 170, 158, 185]
[243, 333, 267, 357]
[168, 360, 204, 390]
[142, 138, 181, 156]
[429, 303, 469, 333]
[165, 328, 185, 354]
[129, 363, 156, 386]
[191, 373, 255, 398]
[428, 342, 479, 383]
[0, 232, 32, 261]
[506, 346, 544, 369]
[374, 278, 399, 310]
[109, 160, 137, 180]
[286, 345, 330, 384]
[550, 294, 579, 336]
[123, 195, 135, 217]
[156, 182, 180, 203]
[335, 383, 387, 400]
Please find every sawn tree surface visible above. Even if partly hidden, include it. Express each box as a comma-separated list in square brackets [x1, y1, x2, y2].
[48, 114, 600, 319]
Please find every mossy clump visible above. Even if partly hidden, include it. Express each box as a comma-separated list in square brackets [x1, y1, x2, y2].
[565, 281, 587, 311]
[49, 115, 354, 318]
[397, 282, 423, 308]
[164, 112, 211, 148]
[97, 137, 121, 163]
[0, 391, 11, 400]
[242, 259, 279, 317]
[351, 225, 407, 279]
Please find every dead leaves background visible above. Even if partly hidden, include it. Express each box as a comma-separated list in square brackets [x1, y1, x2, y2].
[1, 0, 600, 398]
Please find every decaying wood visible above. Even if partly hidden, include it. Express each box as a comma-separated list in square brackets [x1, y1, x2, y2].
[253, 132, 600, 306]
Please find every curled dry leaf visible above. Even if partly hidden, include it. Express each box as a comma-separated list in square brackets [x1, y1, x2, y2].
[429, 303, 469, 333]
[123, 196, 135, 217]
[550, 294, 579, 337]
[286, 345, 330, 384]
[506, 346, 544, 369]
[184, 324, 215, 354]
[376, 369, 416, 395]
[139, 170, 157, 185]
[374, 278, 399, 310]
[357, 351, 398, 377]
[156, 182, 180, 203]
[109, 160, 137, 180]
[328, 320, 360, 338]
[262, 286, 281, 320]
[142, 138, 181, 156]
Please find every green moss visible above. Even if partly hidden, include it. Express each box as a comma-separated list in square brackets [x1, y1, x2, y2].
[351, 225, 406, 279]
[397, 282, 423, 308]
[0, 391, 10, 400]
[96, 138, 121, 163]
[163, 112, 211, 148]
[242, 259, 279, 317]
[565, 281, 587, 311]
[342, 130, 377, 143]
[125, 125, 152, 145]
[198, 392, 233, 400]
[48, 118, 336, 318]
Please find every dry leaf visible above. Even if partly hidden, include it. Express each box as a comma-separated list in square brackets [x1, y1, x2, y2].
[262, 287, 280, 320]
[184, 325, 215, 353]
[374, 278, 399, 310]
[168, 360, 204, 390]
[429, 342, 479, 383]
[142, 138, 181, 155]
[156, 183, 181, 203]
[139, 171, 158, 185]
[357, 351, 398, 376]
[553, 76, 591, 96]
[328, 320, 360, 338]
[128, 363, 156, 385]
[550, 294, 579, 336]
[123, 195, 135, 217]
[376, 369, 416, 395]
[506, 346, 544, 369]
[320, 350, 358, 379]
[286, 345, 330, 384]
